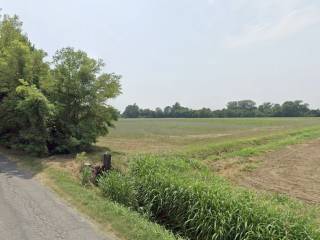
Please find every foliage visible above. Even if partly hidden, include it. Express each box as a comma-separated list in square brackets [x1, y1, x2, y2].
[122, 156, 319, 240]
[46, 167, 180, 240]
[98, 171, 138, 208]
[122, 100, 320, 118]
[0, 14, 121, 155]
[14, 80, 55, 155]
[122, 103, 140, 118]
[80, 165, 92, 186]
[0, 15, 52, 155]
[47, 47, 121, 153]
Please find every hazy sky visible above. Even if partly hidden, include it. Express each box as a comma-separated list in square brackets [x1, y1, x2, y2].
[2, 0, 320, 110]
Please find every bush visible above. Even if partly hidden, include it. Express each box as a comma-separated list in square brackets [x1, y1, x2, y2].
[98, 171, 138, 208]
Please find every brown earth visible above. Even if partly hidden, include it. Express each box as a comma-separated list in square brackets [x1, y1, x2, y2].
[214, 139, 320, 204]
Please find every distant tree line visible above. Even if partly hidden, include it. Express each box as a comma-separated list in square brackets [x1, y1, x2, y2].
[122, 100, 320, 118]
[0, 14, 121, 155]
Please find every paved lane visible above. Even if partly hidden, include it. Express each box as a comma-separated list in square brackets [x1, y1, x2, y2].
[0, 155, 112, 240]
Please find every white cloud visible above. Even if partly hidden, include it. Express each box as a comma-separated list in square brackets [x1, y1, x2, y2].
[224, 1, 320, 48]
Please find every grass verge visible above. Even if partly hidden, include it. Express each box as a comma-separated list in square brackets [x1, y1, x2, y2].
[0, 149, 180, 240]
[99, 155, 320, 240]
[45, 167, 180, 240]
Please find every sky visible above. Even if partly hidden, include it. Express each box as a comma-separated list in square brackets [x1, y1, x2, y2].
[1, 0, 320, 111]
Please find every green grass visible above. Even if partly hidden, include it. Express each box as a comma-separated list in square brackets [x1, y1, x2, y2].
[91, 118, 320, 239]
[93, 118, 320, 172]
[0, 148, 180, 240]
[46, 167, 180, 240]
[3, 118, 320, 240]
[181, 126, 320, 161]
[107, 118, 320, 139]
[95, 118, 320, 165]
[98, 155, 320, 240]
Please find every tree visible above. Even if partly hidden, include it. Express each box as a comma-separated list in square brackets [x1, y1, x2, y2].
[122, 104, 140, 118]
[272, 104, 282, 117]
[238, 100, 256, 111]
[258, 102, 274, 117]
[155, 107, 164, 118]
[164, 106, 172, 117]
[281, 100, 309, 117]
[226, 100, 257, 117]
[171, 102, 192, 118]
[48, 48, 121, 153]
[227, 101, 238, 110]
[140, 108, 155, 118]
[0, 15, 51, 154]
[0, 14, 122, 155]
[15, 80, 54, 155]
[309, 109, 320, 117]
[196, 108, 212, 118]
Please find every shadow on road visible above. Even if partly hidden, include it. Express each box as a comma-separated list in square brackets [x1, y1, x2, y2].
[0, 155, 36, 179]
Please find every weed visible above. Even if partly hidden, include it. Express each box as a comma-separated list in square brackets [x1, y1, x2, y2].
[98, 171, 138, 208]
[80, 166, 92, 186]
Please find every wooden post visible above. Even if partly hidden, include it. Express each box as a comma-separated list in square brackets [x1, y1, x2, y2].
[102, 152, 112, 171]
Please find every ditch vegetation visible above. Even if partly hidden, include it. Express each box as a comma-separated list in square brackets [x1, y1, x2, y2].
[81, 127, 320, 240]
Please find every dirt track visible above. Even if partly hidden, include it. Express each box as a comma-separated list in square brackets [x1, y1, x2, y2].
[0, 155, 112, 240]
[237, 139, 320, 203]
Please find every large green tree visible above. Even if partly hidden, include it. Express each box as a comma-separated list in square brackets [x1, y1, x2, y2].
[281, 100, 310, 117]
[0, 15, 52, 154]
[122, 104, 140, 118]
[0, 14, 122, 155]
[47, 48, 121, 153]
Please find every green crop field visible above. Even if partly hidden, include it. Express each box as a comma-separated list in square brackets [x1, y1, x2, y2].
[96, 118, 320, 158]
[91, 118, 320, 239]
[5, 117, 320, 240]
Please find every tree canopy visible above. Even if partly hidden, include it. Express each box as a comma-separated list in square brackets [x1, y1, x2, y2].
[0, 14, 121, 155]
[122, 100, 320, 119]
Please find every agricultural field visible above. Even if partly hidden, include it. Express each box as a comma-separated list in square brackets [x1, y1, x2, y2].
[94, 117, 320, 206]
[2, 4, 320, 239]
[99, 117, 320, 153]
[92, 117, 320, 239]
[3, 117, 320, 240]
[95, 118, 320, 171]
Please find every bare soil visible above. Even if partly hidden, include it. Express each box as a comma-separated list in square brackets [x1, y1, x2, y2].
[214, 139, 320, 203]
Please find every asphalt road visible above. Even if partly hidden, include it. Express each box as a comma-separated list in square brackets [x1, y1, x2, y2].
[0, 154, 112, 240]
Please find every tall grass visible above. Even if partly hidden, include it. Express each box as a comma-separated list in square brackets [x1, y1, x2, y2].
[98, 171, 138, 208]
[47, 167, 180, 240]
[95, 126, 320, 239]
[99, 155, 320, 240]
